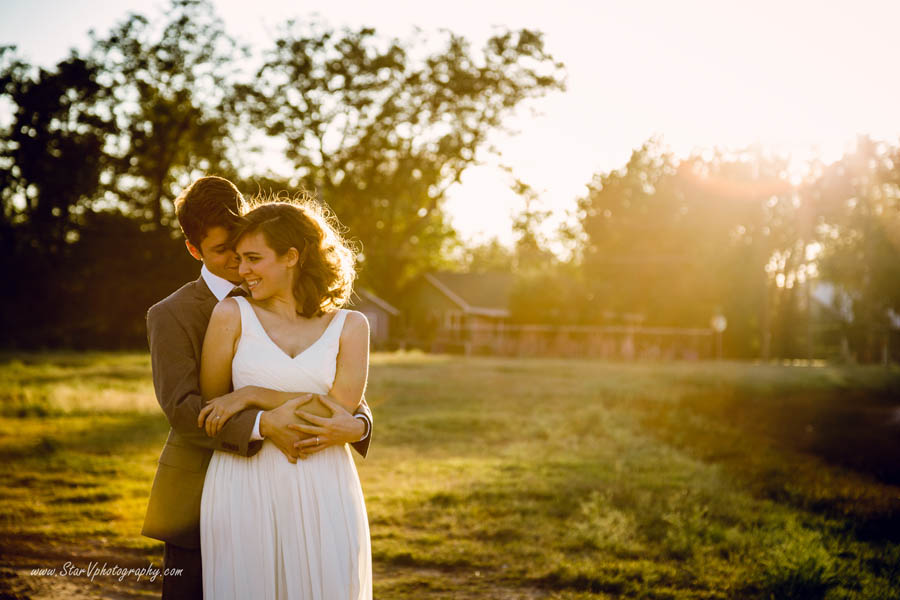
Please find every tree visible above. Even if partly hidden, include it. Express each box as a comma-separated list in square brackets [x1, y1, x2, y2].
[0, 46, 115, 251]
[577, 140, 690, 323]
[505, 178, 575, 323]
[461, 238, 514, 273]
[510, 178, 555, 272]
[576, 140, 804, 358]
[813, 136, 900, 361]
[239, 23, 565, 297]
[677, 148, 799, 358]
[88, 0, 242, 226]
[0, 47, 121, 347]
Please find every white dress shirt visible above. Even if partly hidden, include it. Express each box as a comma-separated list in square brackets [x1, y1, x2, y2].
[200, 265, 370, 443]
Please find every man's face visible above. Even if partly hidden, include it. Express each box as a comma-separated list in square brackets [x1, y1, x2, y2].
[186, 225, 242, 284]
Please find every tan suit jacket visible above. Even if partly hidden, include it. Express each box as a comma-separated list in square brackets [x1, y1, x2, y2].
[142, 276, 372, 549]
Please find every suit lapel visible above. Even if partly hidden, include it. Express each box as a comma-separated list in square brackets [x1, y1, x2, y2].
[188, 276, 218, 331]
[192, 275, 214, 301]
[191, 276, 217, 308]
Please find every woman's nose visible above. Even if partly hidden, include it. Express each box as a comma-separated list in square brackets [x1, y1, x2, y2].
[238, 260, 250, 277]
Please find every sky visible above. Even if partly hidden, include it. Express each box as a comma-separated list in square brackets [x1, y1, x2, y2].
[3, 0, 899, 246]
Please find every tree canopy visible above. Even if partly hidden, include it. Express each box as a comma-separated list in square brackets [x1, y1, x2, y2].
[0, 0, 565, 348]
[237, 22, 564, 296]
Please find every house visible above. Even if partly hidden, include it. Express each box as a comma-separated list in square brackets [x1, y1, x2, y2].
[400, 271, 715, 359]
[349, 288, 401, 350]
[811, 281, 899, 363]
[402, 271, 513, 353]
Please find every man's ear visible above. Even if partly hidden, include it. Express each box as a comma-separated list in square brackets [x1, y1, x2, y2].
[185, 239, 203, 262]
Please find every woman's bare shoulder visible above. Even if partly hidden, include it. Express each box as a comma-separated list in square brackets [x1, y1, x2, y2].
[342, 309, 368, 326]
[211, 297, 241, 321]
[339, 309, 369, 337]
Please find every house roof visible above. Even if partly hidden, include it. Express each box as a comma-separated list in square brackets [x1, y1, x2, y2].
[353, 288, 400, 316]
[424, 271, 512, 318]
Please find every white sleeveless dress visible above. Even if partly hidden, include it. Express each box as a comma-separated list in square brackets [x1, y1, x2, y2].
[200, 297, 372, 600]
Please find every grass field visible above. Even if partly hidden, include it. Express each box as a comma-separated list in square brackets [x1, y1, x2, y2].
[1, 352, 899, 599]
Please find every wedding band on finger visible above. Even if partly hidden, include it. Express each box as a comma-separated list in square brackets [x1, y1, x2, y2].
[315, 436, 320, 446]
[215, 416, 221, 420]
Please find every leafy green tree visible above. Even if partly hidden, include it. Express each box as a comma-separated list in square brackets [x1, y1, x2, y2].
[0, 47, 120, 347]
[510, 179, 555, 272]
[505, 179, 576, 323]
[88, 0, 242, 226]
[0, 47, 115, 251]
[239, 23, 565, 297]
[577, 141, 690, 323]
[813, 136, 900, 361]
[462, 238, 514, 273]
[576, 140, 803, 357]
[677, 149, 799, 358]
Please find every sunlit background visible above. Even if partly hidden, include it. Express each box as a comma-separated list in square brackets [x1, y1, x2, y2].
[2, 0, 900, 361]
[4, 0, 899, 244]
[4, 3, 900, 598]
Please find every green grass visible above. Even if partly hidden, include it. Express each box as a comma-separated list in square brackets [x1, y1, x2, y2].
[1, 352, 899, 598]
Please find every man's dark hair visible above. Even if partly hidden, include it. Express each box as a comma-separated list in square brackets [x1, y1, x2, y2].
[174, 176, 248, 249]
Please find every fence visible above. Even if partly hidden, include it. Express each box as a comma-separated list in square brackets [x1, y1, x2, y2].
[425, 323, 716, 359]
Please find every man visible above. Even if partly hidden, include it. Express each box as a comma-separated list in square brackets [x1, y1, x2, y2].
[143, 176, 373, 599]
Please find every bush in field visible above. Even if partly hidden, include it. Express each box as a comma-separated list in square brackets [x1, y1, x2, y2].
[747, 520, 839, 599]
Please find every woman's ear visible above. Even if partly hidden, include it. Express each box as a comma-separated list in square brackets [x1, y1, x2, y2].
[284, 247, 300, 267]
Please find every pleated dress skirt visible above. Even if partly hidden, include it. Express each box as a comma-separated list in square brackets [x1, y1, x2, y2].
[201, 443, 371, 600]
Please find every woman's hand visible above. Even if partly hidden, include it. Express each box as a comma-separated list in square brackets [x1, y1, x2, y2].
[291, 395, 367, 458]
[198, 390, 250, 437]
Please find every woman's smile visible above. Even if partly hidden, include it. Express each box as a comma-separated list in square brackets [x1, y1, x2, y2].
[236, 231, 297, 301]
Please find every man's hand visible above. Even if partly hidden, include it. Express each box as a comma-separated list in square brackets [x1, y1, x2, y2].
[290, 395, 366, 458]
[259, 396, 312, 463]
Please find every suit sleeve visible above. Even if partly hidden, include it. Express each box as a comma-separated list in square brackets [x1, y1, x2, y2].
[147, 302, 263, 457]
[351, 397, 373, 458]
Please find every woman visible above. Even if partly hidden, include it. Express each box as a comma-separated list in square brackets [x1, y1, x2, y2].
[196, 200, 372, 599]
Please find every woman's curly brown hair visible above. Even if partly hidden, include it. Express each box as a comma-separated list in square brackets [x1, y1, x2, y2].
[232, 194, 357, 317]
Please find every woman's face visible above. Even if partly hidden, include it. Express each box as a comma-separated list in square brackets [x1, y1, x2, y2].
[236, 231, 297, 300]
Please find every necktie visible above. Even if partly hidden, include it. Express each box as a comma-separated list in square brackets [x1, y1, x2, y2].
[227, 287, 248, 298]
